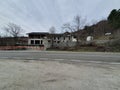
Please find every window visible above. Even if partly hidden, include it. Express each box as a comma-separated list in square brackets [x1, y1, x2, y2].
[74, 36, 76, 38]
[41, 40, 43, 45]
[48, 40, 51, 43]
[31, 40, 34, 45]
[35, 40, 40, 45]
[54, 37, 56, 40]
[64, 37, 65, 40]
[69, 36, 71, 40]
[57, 41, 60, 43]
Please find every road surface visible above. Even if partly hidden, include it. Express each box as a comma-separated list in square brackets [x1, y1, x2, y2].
[0, 50, 120, 63]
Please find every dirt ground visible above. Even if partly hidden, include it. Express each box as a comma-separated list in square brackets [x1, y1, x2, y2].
[0, 59, 120, 90]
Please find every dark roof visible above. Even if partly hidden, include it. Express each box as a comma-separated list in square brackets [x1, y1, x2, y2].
[27, 32, 75, 37]
[27, 32, 49, 35]
[50, 33, 63, 36]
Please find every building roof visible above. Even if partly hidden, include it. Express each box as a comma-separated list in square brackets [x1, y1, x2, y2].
[27, 32, 75, 37]
[27, 32, 49, 35]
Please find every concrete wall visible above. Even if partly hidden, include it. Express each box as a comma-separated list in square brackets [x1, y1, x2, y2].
[53, 41, 76, 48]
[51, 36, 77, 48]
[0, 46, 45, 50]
[28, 33, 77, 49]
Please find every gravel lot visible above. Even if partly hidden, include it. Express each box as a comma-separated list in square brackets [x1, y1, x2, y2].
[0, 59, 120, 90]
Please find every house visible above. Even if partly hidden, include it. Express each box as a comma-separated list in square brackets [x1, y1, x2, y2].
[27, 32, 77, 49]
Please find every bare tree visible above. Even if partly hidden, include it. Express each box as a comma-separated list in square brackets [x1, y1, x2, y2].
[3, 23, 24, 45]
[4, 23, 23, 37]
[49, 26, 56, 48]
[62, 15, 86, 46]
[62, 23, 75, 32]
[49, 26, 56, 34]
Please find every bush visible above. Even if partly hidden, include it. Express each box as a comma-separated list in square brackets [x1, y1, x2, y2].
[96, 46, 106, 52]
[105, 39, 120, 52]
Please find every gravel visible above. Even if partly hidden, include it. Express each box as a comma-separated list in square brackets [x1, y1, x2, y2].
[0, 59, 120, 90]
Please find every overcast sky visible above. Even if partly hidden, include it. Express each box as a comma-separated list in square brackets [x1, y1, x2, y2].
[0, 0, 120, 34]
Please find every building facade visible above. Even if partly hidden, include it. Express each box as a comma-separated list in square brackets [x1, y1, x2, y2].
[27, 32, 77, 49]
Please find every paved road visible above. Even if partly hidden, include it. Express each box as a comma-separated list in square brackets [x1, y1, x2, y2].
[0, 50, 120, 63]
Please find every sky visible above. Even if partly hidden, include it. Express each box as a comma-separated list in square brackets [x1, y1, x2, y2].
[0, 0, 120, 35]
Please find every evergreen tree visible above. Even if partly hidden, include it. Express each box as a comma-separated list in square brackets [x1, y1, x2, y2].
[108, 9, 120, 29]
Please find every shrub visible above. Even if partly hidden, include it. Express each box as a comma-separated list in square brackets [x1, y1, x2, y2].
[105, 39, 120, 52]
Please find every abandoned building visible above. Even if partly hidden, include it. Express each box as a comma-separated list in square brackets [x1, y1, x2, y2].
[27, 32, 77, 49]
[0, 32, 78, 50]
